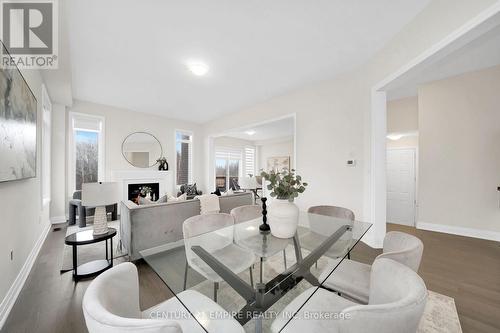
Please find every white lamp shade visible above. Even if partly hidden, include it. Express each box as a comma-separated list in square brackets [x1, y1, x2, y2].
[239, 176, 258, 190]
[82, 182, 120, 207]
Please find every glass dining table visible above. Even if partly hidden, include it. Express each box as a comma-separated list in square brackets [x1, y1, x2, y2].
[140, 211, 372, 333]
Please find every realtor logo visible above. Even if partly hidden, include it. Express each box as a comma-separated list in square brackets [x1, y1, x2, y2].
[0, 0, 58, 69]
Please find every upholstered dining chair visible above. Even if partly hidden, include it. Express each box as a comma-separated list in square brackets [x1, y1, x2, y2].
[230, 205, 289, 269]
[83, 262, 244, 333]
[300, 205, 356, 261]
[183, 213, 255, 302]
[271, 258, 427, 333]
[318, 231, 424, 304]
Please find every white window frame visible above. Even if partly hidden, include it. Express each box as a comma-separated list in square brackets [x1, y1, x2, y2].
[214, 146, 243, 191]
[243, 145, 256, 177]
[68, 112, 105, 195]
[174, 129, 193, 187]
[41, 84, 52, 207]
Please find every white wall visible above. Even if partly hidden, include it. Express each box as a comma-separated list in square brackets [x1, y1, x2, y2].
[203, 0, 500, 247]
[418, 65, 500, 235]
[213, 136, 254, 149]
[257, 138, 294, 171]
[387, 97, 419, 148]
[0, 69, 50, 323]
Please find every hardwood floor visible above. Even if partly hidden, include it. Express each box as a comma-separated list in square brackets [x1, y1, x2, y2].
[2, 223, 499, 333]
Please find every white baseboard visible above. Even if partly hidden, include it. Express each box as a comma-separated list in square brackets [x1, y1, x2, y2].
[0, 222, 51, 329]
[50, 216, 67, 224]
[417, 222, 500, 242]
[139, 239, 184, 257]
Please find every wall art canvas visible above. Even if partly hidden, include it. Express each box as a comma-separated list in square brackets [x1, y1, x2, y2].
[0, 43, 37, 182]
[267, 156, 290, 172]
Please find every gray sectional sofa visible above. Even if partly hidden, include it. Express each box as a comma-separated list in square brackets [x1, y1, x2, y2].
[120, 192, 253, 260]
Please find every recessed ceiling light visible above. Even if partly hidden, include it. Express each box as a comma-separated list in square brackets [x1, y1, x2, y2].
[245, 130, 256, 136]
[186, 61, 209, 76]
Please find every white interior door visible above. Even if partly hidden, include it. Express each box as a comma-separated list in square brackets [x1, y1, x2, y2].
[387, 148, 416, 226]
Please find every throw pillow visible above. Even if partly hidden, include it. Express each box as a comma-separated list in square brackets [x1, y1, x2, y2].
[167, 193, 187, 202]
[185, 183, 198, 196]
[138, 196, 153, 205]
[156, 194, 168, 203]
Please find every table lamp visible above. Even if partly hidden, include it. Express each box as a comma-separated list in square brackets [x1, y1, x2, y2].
[82, 182, 119, 235]
[239, 176, 258, 190]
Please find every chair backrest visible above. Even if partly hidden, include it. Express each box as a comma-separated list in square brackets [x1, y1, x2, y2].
[307, 205, 355, 241]
[183, 213, 235, 238]
[82, 262, 182, 333]
[73, 190, 82, 200]
[340, 258, 427, 333]
[230, 205, 262, 224]
[377, 231, 424, 272]
[183, 213, 235, 275]
[307, 205, 355, 220]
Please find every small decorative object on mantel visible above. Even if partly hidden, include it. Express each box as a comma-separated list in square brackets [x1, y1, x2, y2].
[259, 197, 270, 233]
[157, 157, 169, 171]
[260, 169, 308, 238]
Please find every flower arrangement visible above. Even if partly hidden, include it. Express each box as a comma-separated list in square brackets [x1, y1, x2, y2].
[260, 169, 308, 201]
[139, 186, 153, 196]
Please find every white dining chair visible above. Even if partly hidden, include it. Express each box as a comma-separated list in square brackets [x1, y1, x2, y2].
[183, 213, 255, 301]
[301, 205, 356, 261]
[230, 205, 289, 269]
[271, 258, 427, 333]
[82, 262, 244, 333]
[318, 231, 424, 303]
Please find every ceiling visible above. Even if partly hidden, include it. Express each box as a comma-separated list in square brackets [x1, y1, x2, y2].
[68, 0, 431, 123]
[387, 20, 500, 100]
[223, 117, 294, 141]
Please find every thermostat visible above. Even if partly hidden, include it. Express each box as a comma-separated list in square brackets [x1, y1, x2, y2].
[347, 160, 356, 167]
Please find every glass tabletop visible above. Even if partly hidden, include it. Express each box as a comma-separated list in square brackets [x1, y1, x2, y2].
[140, 211, 371, 333]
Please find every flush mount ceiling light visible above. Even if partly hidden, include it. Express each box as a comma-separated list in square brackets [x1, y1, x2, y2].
[186, 61, 209, 76]
[386, 131, 419, 141]
[387, 133, 404, 141]
[245, 130, 256, 136]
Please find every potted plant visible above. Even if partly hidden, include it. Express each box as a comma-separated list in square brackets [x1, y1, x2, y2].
[260, 169, 308, 238]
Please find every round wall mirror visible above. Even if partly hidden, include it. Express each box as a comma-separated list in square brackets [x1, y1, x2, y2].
[122, 132, 163, 168]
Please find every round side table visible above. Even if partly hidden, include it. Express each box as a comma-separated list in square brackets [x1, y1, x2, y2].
[65, 228, 117, 281]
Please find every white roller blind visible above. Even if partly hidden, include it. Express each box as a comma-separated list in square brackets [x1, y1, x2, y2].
[244, 147, 255, 176]
[215, 147, 242, 161]
[73, 114, 102, 132]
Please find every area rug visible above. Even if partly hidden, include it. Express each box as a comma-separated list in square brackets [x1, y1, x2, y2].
[179, 246, 462, 332]
[60, 220, 128, 273]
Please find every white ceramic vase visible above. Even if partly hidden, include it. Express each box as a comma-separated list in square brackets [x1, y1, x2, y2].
[268, 199, 299, 238]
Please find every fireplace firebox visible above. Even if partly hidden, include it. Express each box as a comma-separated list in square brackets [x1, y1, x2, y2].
[128, 182, 160, 201]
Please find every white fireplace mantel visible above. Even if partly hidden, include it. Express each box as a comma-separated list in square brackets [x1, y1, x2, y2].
[110, 170, 173, 202]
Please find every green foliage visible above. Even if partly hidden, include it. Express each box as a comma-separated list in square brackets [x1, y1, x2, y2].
[260, 169, 308, 201]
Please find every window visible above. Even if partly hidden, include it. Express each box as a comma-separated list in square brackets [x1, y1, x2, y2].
[69, 113, 104, 193]
[41, 85, 51, 206]
[244, 146, 256, 177]
[75, 130, 99, 190]
[215, 148, 242, 191]
[176, 130, 193, 185]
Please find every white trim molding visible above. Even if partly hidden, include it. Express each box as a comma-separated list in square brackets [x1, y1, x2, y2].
[417, 222, 500, 242]
[0, 222, 51, 329]
[50, 216, 67, 224]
